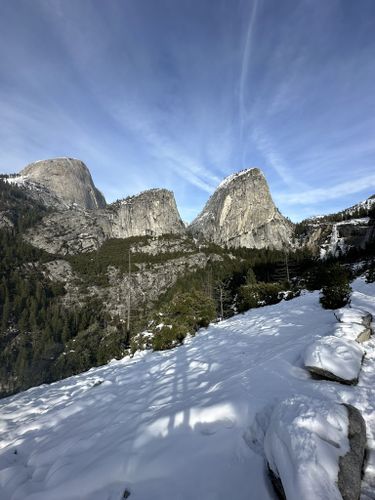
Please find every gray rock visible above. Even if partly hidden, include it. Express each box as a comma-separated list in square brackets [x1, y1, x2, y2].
[21, 158, 106, 209]
[355, 327, 372, 343]
[295, 196, 375, 258]
[108, 189, 185, 239]
[338, 404, 366, 500]
[189, 168, 292, 250]
[25, 189, 186, 255]
[333, 322, 372, 345]
[334, 308, 373, 329]
[307, 365, 361, 386]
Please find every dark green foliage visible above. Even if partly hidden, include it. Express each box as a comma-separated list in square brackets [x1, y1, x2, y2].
[245, 268, 257, 285]
[152, 290, 216, 350]
[0, 181, 126, 396]
[237, 282, 285, 312]
[365, 260, 375, 283]
[67, 235, 197, 286]
[319, 264, 352, 309]
[0, 178, 49, 231]
[152, 325, 188, 351]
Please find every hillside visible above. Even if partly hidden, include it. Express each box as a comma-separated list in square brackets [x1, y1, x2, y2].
[1, 160, 375, 398]
[0, 278, 374, 500]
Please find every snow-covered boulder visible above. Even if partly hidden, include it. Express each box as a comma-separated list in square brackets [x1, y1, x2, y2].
[333, 322, 372, 344]
[334, 307, 372, 328]
[264, 396, 366, 500]
[303, 336, 364, 385]
[333, 307, 373, 343]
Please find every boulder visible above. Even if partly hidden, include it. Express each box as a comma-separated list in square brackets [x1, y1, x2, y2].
[334, 307, 372, 329]
[338, 404, 367, 500]
[333, 322, 372, 344]
[303, 336, 364, 385]
[264, 396, 351, 500]
[264, 397, 366, 500]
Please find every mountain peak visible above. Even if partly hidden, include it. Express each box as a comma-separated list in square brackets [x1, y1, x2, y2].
[217, 167, 263, 191]
[20, 158, 106, 210]
[189, 167, 292, 249]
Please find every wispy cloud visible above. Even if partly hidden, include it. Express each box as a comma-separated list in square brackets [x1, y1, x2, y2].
[238, 0, 259, 165]
[1, 0, 375, 222]
[277, 173, 375, 205]
[251, 127, 307, 189]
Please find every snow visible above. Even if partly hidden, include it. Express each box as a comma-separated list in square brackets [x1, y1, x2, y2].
[264, 396, 349, 500]
[303, 336, 364, 382]
[336, 217, 370, 226]
[333, 322, 370, 342]
[1, 279, 375, 499]
[335, 307, 372, 325]
[217, 168, 259, 190]
[3, 175, 29, 186]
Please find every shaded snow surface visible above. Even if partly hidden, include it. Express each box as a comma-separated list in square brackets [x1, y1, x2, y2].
[1, 279, 375, 500]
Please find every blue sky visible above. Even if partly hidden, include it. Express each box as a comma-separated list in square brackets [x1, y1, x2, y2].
[1, 0, 375, 222]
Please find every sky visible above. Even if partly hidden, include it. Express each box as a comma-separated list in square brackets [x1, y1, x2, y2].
[0, 0, 375, 222]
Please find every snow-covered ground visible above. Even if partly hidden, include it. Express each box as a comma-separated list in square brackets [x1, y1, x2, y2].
[1, 279, 375, 500]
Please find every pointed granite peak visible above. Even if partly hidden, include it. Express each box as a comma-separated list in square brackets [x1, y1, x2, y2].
[189, 167, 292, 249]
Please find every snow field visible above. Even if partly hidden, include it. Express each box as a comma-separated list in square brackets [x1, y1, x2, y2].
[0, 279, 375, 499]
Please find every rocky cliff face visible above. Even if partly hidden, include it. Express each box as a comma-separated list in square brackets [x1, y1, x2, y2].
[109, 189, 185, 239]
[296, 196, 375, 258]
[26, 189, 186, 255]
[189, 168, 292, 250]
[20, 158, 106, 209]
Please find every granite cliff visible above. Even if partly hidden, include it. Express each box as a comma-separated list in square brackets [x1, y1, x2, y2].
[189, 168, 292, 250]
[295, 196, 375, 258]
[26, 188, 186, 255]
[19, 158, 106, 209]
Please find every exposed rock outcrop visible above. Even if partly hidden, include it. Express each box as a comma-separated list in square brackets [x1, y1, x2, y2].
[265, 396, 355, 500]
[44, 248, 222, 320]
[108, 189, 185, 239]
[20, 158, 106, 209]
[26, 189, 186, 255]
[296, 196, 375, 257]
[189, 168, 292, 250]
[338, 404, 367, 500]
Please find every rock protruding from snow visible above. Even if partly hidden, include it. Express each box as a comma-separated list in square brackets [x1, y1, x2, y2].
[334, 307, 373, 343]
[335, 307, 373, 328]
[264, 396, 349, 500]
[189, 168, 292, 249]
[338, 404, 367, 500]
[333, 322, 372, 344]
[20, 158, 106, 209]
[303, 336, 364, 385]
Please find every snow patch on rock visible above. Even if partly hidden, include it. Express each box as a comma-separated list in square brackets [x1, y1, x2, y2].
[264, 395, 349, 500]
[304, 336, 364, 384]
